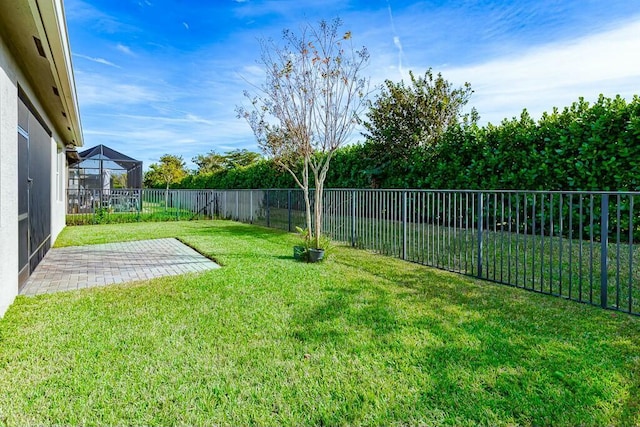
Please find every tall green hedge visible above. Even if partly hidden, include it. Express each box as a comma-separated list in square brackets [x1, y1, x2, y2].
[173, 95, 640, 191]
[175, 160, 296, 189]
[375, 94, 640, 191]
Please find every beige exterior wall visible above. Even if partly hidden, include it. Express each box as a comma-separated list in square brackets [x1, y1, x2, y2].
[0, 34, 19, 316]
[51, 145, 67, 244]
[0, 35, 69, 316]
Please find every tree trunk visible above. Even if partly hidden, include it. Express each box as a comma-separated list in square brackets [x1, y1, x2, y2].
[312, 156, 332, 249]
[279, 158, 312, 239]
[303, 159, 312, 237]
[314, 181, 322, 249]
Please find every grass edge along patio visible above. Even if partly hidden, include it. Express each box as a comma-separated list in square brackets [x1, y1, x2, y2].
[1, 220, 639, 426]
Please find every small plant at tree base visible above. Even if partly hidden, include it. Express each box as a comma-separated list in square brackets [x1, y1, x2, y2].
[295, 226, 311, 248]
[294, 226, 332, 262]
[294, 226, 310, 261]
[314, 234, 332, 255]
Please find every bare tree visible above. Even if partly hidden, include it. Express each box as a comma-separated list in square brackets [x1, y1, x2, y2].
[237, 18, 369, 249]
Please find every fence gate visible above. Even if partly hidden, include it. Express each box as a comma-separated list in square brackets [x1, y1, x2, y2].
[17, 91, 52, 289]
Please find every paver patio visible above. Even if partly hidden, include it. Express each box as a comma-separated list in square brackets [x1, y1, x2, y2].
[20, 238, 219, 296]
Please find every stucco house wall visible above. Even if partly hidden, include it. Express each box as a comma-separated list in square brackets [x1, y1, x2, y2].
[0, 0, 83, 316]
[0, 35, 20, 316]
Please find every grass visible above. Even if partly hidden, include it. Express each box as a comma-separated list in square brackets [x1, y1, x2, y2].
[1, 220, 639, 426]
[315, 206, 640, 313]
[66, 204, 199, 226]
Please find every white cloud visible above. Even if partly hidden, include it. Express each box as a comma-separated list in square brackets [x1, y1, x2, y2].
[67, 0, 640, 172]
[236, 64, 265, 88]
[232, 0, 345, 19]
[73, 53, 120, 68]
[75, 72, 162, 106]
[116, 44, 135, 56]
[80, 103, 257, 169]
[386, 2, 404, 74]
[440, 18, 640, 124]
[102, 113, 216, 126]
[65, 0, 139, 35]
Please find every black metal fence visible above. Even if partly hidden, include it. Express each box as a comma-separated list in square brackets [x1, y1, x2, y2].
[66, 188, 640, 315]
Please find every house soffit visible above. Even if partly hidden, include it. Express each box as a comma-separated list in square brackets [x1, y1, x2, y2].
[0, 0, 83, 147]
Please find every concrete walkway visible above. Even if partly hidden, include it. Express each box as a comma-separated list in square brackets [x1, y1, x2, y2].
[20, 238, 219, 296]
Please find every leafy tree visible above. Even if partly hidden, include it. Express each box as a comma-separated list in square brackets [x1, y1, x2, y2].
[224, 149, 262, 169]
[145, 154, 188, 208]
[192, 151, 226, 175]
[193, 149, 262, 175]
[362, 69, 474, 182]
[237, 18, 369, 249]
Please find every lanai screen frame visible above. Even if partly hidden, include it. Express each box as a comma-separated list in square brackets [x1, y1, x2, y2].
[68, 144, 143, 193]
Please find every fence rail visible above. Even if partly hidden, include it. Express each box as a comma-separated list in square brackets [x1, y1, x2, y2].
[66, 188, 640, 315]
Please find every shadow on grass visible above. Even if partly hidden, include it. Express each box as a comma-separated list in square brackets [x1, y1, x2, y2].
[204, 223, 287, 241]
[290, 281, 401, 352]
[49, 220, 640, 425]
[305, 249, 640, 424]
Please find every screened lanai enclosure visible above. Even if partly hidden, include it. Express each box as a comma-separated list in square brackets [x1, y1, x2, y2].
[67, 144, 143, 214]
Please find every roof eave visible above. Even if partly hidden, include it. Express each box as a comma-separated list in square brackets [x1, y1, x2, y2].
[29, 0, 83, 147]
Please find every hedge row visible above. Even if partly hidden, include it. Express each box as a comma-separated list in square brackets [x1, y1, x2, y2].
[380, 95, 640, 191]
[175, 94, 640, 191]
[176, 161, 296, 190]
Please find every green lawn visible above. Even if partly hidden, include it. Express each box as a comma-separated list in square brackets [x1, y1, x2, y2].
[1, 220, 639, 426]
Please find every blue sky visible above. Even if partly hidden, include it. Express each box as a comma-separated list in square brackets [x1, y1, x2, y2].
[65, 0, 640, 170]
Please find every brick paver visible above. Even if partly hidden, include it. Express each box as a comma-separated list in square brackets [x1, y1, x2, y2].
[20, 238, 219, 296]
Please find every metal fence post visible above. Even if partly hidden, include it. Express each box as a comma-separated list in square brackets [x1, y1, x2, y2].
[402, 191, 408, 260]
[600, 194, 609, 308]
[235, 190, 239, 220]
[477, 193, 484, 278]
[266, 190, 270, 227]
[175, 191, 179, 220]
[288, 189, 292, 232]
[223, 191, 227, 219]
[351, 190, 356, 247]
[215, 191, 218, 219]
[250, 191, 253, 224]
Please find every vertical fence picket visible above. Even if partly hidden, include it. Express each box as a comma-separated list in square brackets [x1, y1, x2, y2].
[402, 191, 408, 261]
[477, 193, 484, 278]
[288, 190, 292, 232]
[589, 195, 595, 304]
[559, 193, 564, 297]
[616, 194, 621, 309]
[266, 191, 270, 227]
[629, 196, 634, 313]
[600, 194, 609, 309]
[515, 193, 520, 286]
